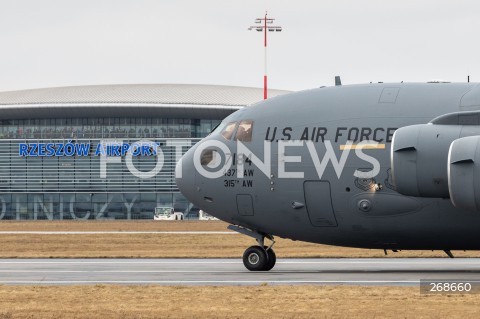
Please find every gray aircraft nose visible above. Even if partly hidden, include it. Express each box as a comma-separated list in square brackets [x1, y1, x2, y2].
[176, 140, 233, 223]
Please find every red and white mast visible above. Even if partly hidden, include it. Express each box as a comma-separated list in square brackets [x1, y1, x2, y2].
[249, 12, 282, 100]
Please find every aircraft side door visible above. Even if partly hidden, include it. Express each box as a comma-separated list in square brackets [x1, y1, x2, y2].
[303, 181, 338, 227]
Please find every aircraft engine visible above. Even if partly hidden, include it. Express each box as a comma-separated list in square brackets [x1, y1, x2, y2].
[391, 123, 480, 198]
[448, 136, 480, 212]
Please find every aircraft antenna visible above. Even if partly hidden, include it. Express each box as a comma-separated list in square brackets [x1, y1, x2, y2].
[335, 76, 342, 86]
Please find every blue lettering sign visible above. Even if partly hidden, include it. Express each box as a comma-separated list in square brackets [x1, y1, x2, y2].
[19, 141, 158, 157]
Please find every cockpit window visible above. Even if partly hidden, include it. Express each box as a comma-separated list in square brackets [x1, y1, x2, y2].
[201, 149, 214, 166]
[221, 122, 237, 140]
[235, 120, 253, 142]
[201, 149, 221, 167]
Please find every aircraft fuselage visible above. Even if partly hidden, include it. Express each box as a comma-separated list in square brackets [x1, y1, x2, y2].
[177, 83, 480, 251]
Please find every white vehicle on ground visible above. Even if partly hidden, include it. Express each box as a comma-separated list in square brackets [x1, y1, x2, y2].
[199, 209, 218, 221]
[154, 207, 184, 221]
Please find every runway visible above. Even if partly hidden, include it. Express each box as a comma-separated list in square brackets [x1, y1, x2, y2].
[0, 258, 479, 286]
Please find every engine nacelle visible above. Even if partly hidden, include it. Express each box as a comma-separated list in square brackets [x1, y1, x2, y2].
[448, 136, 480, 211]
[391, 123, 480, 198]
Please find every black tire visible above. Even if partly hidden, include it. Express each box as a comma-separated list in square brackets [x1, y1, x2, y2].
[263, 248, 276, 271]
[243, 246, 268, 271]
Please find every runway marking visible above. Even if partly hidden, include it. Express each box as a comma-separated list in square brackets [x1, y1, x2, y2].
[0, 231, 236, 235]
[0, 270, 244, 273]
[0, 280, 421, 285]
[0, 260, 476, 264]
[0, 261, 239, 264]
[278, 260, 479, 264]
[0, 269, 476, 276]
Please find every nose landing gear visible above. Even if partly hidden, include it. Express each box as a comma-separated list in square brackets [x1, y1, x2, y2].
[228, 225, 276, 271]
[243, 245, 276, 271]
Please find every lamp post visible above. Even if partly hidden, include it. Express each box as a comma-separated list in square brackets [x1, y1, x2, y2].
[248, 12, 282, 100]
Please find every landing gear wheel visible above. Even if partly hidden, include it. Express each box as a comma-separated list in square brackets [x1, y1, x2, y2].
[243, 246, 268, 271]
[228, 225, 277, 272]
[263, 248, 276, 271]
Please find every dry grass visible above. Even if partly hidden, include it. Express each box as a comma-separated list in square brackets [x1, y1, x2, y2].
[0, 220, 228, 231]
[0, 285, 477, 319]
[1, 233, 480, 258]
[0, 221, 479, 258]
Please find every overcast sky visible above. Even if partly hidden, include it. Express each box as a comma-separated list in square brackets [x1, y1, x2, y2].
[0, 0, 479, 92]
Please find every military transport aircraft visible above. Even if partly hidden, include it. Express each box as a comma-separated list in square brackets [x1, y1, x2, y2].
[176, 81, 480, 271]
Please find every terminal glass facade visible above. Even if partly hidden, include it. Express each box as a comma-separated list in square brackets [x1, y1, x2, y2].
[0, 118, 217, 139]
[0, 117, 220, 220]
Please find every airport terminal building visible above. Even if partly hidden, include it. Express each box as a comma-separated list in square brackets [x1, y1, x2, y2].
[0, 84, 288, 220]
